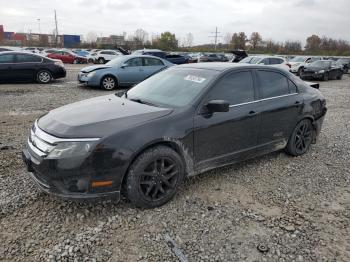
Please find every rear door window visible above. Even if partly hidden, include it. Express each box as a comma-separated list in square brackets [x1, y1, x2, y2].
[125, 57, 143, 67]
[256, 70, 290, 99]
[269, 58, 283, 64]
[16, 54, 42, 63]
[207, 71, 255, 105]
[143, 57, 164, 66]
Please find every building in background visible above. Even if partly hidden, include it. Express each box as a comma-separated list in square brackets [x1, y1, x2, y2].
[97, 34, 125, 46]
[0, 24, 80, 47]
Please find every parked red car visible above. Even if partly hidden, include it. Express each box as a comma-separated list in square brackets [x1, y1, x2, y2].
[47, 50, 87, 64]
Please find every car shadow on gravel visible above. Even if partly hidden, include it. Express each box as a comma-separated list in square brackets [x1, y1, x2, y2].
[35, 149, 284, 215]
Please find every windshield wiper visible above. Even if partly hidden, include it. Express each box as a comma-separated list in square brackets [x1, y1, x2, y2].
[128, 98, 158, 107]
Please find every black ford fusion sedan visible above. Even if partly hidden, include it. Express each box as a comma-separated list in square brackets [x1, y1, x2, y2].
[300, 60, 343, 81]
[0, 51, 66, 84]
[23, 63, 327, 208]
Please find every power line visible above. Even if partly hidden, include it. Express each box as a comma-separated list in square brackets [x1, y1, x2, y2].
[208, 27, 222, 50]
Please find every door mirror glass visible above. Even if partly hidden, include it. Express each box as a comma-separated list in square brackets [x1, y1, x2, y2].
[206, 100, 229, 113]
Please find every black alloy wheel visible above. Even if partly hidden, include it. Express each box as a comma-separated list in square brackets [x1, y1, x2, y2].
[286, 119, 313, 156]
[139, 157, 179, 202]
[126, 146, 184, 208]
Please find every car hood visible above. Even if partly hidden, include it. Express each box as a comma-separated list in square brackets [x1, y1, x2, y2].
[37, 95, 172, 138]
[81, 65, 112, 73]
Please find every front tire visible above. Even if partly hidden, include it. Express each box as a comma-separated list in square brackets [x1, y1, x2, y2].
[37, 70, 53, 84]
[98, 57, 105, 64]
[285, 119, 313, 156]
[126, 146, 185, 208]
[100, 75, 117, 90]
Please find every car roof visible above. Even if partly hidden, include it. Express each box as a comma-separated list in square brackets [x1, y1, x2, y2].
[0, 51, 42, 55]
[121, 54, 167, 60]
[177, 62, 287, 72]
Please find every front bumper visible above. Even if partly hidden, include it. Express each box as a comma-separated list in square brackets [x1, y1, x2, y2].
[53, 67, 66, 79]
[77, 72, 99, 86]
[301, 71, 324, 80]
[22, 128, 121, 201]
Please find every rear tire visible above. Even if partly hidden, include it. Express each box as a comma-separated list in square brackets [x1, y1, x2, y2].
[100, 75, 117, 90]
[37, 70, 52, 84]
[285, 119, 313, 156]
[126, 146, 185, 208]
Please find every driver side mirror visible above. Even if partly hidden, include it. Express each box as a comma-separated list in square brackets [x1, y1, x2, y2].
[206, 100, 229, 113]
[121, 63, 128, 68]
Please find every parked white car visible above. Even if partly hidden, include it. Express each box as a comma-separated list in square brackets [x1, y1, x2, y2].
[22, 47, 43, 54]
[239, 56, 290, 71]
[91, 50, 123, 64]
[289, 56, 322, 75]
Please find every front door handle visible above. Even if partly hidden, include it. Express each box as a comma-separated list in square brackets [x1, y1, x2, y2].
[248, 110, 257, 116]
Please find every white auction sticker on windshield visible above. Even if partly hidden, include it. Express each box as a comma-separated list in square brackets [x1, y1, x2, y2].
[184, 75, 206, 83]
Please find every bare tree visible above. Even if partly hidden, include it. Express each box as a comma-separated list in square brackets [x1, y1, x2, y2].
[250, 32, 262, 49]
[86, 31, 97, 43]
[185, 33, 194, 47]
[134, 29, 148, 44]
[224, 33, 232, 45]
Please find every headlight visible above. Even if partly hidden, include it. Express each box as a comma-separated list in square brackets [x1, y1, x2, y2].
[47, 141, 97, 159]
[318, 70, 325, 74]
[87, 71, 96, 77]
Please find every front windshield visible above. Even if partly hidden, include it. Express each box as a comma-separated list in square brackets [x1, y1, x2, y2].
[126, 68, 219, 108]
[290, 56, 306, 62]
[309, 60, 330, 67]
[106, 56, 125, 66]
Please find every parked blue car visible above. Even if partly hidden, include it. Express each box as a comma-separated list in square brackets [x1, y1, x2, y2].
[78, 55, 173, 90]
[73, 50, 90, 57]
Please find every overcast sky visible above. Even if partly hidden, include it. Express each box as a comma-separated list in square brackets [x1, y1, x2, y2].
[0, 0, 349, 45]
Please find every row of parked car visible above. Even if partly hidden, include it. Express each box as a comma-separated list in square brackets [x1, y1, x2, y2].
[0, 46, 349, 86]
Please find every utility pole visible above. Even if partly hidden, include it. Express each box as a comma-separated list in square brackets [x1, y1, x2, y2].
[37, 18, 41, 34]
[54, 10, 59, 47]
[209, 27, 222, 51]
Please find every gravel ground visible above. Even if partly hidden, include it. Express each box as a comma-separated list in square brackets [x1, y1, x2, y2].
[0, 64, 349, 262]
